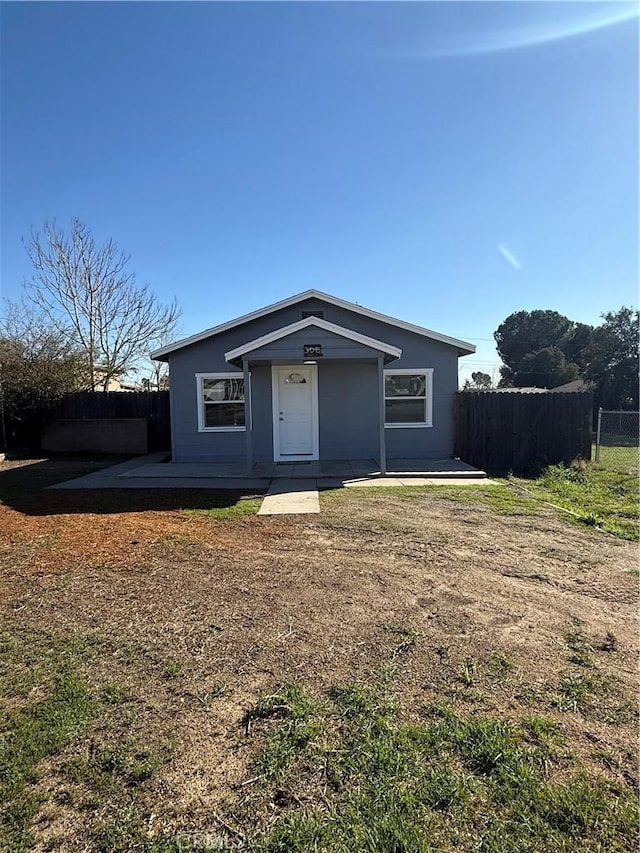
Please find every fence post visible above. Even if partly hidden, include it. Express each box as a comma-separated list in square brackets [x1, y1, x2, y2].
[595, 407, 602, 462]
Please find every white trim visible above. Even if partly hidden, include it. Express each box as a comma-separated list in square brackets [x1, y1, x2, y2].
[384, 423, 431, 429]
[383, 368, 434, 428]
[225, 316, 401, 362]
[151, 289, 475, 359]
[271, 364, 319, 461]
[196, 372, 247, 432]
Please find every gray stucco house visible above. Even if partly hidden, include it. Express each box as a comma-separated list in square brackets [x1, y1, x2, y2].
[151, 290, 475, 474]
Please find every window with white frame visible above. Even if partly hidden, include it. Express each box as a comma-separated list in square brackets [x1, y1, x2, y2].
[197, 373, 245, 431]
[384, 369, 433, 427]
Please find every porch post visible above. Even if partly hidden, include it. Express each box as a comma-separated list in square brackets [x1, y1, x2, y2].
[377, 354, 387, 475]
[243, 358, 253, 477]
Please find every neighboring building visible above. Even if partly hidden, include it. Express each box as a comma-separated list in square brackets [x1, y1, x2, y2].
[551, 378, 593, 393]
[489, 387, 550, 393]
[92, 368, 168, 392]
[151, 290, 475, 473]
[490, 380, 593, 393]
[141, 376, 170, 392]
[92, 368, 138, 392]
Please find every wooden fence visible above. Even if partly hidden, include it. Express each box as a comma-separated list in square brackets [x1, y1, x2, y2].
[54, 391, 171, 451]
[1, 391, 171, 453]
[454, 391, 593, 473]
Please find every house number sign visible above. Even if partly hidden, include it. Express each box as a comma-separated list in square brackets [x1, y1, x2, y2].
[303, 344, 323, 358]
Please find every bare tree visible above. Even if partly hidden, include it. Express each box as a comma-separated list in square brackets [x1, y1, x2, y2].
[138, 324, 178, 390]
[24, 219, 181, 390]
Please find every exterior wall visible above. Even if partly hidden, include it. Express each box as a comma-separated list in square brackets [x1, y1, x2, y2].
[318, 361, 379, 459]
[167, 296, 463, 462]
[241, 326, 388, 363]
[250, 363, 273, 462]
[383, 360, 457, 459]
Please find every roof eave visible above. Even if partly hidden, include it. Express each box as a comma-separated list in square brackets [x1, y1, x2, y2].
[151, 288, 476, 359]
[224, 316, 402, 363]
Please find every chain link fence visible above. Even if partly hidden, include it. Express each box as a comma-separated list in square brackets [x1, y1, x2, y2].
[595, 409, 639, 474]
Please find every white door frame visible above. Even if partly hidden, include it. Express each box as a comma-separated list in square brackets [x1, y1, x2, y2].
[271, 364, 319, 462]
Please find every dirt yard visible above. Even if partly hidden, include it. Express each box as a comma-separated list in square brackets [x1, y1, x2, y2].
[1, 458, 637, 850]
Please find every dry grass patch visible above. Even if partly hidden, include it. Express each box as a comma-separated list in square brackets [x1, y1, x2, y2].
[0, 462, 637, 850]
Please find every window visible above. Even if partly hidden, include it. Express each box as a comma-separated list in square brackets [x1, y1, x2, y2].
[196, 373, 245, 431]
[384, 369, 433, 428]
[284, 372, 307, 384]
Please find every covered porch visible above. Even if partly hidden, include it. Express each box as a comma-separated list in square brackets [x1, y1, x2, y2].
[116, 456, 486, 482]
[252, 457, 485, 479]
[46, 453, 488, 490]
[225, 316, 403, 476]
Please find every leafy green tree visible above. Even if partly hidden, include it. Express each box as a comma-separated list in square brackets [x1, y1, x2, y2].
[560, 322, 593, 370]
[0, 301, 88, 449]
[495, 310, 572, 381]
[516, 347, 579, 389]
[495, 310, 592, 388]
[463, 371, 493, 390]
[584, 307, 639, 409]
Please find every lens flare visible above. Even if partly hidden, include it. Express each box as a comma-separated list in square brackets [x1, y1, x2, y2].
[411, 4, 638, 58]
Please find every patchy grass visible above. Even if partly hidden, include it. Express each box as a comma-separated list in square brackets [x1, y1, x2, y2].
[593, 444, 640, 475]
[380, 622, 419, 658]
[431, 483, 541, 516]
[63, 742, 160, 791]
[0, 628, 104, 702]
[459, 657, 478, 687]
[513, 464, 639, 541]
[231, 680, 638, 852]
[3, 638, 636, 852]
[543, 622, 638, 725]
[487, 651, 515, 681]
[323, 483, 540, 518]
[548, 668, 637, 726]
[0, 461, 637, 850]
[0, 634, 95, 852]
[323, 464, 638, 540]
[3, 625, 634, 852]
[184, 495, 263, 519]
[552, 673, 597, 713]
[162, 659, 183, 679]
[565, 624, 596, 668]
[0, 628, 163, 852]
[191, 681, 229, 711]
[331, 463, 638, 542]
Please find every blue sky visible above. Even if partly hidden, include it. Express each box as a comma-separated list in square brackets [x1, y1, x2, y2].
[1, 1, 638, 384]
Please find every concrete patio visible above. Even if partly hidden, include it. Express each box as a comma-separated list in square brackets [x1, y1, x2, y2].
[49, 454, 490, 491]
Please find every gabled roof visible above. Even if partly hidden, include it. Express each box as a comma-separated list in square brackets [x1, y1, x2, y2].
[550, 379, 593, 393]
[488, 387, 549, 393]
[151, 289, 476, 360]
[225, 316, 402, 364]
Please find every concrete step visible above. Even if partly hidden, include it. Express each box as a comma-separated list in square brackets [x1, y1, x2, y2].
[258, 479, 320, 515]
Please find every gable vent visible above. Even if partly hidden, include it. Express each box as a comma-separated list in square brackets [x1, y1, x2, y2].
[301, 310, 324, 319]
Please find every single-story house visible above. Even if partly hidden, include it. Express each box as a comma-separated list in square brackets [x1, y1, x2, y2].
[151, 290, 475, 473]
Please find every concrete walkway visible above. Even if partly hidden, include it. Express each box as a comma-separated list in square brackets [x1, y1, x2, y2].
[48, 454, 496, 493]
[119, 456, 487, 481]
[258, 479, 320, 515]
[48, 453, 271, 491]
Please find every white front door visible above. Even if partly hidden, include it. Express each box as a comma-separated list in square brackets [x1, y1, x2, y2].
[272, 365, 319, 461]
